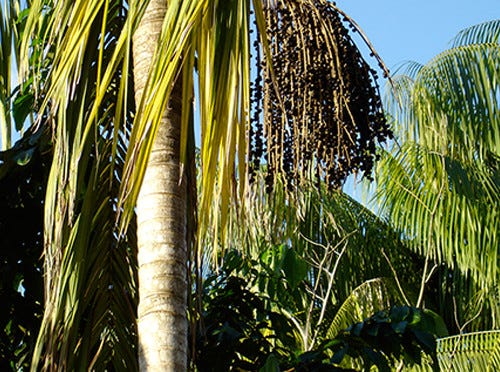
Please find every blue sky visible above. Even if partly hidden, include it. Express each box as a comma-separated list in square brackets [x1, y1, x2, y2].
[337, 0, 498, 72]
[337, 1, 498, 200]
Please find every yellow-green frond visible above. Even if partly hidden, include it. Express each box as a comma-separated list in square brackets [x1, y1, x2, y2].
[21, 0, 138, 369]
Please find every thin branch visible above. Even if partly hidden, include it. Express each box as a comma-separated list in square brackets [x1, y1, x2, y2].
[381, 248, 410, 306]
[313, 241, 349, 341]
[307, 230, 357, 347]
[299, 232, 331, 251]
[449, 297, 485, 363]
[416, 251, 430, 308]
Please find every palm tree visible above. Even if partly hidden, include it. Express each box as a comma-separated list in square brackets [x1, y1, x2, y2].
[19, 0, 391, 369]
[376, 20, 499, 332]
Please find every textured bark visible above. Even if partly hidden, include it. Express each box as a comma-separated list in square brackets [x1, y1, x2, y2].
[132, 0, 188, 370]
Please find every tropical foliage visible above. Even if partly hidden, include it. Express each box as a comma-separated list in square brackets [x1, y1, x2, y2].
[192, 247, 444, 371]
[376, 19, 500, 332]
[0, 1, 48, 369]
[11, 0, 391, 368]
[1, 0, 20, 150]
[193, 175, 448, 370]
[16, 0, 139, 368]
[1, 0, 497, 368]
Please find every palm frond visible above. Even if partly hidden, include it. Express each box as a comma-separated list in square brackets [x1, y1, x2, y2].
[488, 338, 500, 371]
[437, 330, 500, 371]
[451, 19, 500, 47]
[326, 278, 403, 340]
[386, 46, 499, 161]
[413, 44, 499, 162]
[21, 0, 138, 369]
[118, 0, 203, 233]
[377, 144, 498, 277]
[376, 21, 500, 330]
[196, 0, 252, 253]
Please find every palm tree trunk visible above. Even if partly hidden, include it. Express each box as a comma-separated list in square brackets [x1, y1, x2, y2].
[132, 0, 187, 370]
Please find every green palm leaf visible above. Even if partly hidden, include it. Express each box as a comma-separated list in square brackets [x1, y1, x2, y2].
[437, 330, 500, 371]
[450, 19, 500, 47]
[326, 278, 403, 340]
[376, 20, 500, 330]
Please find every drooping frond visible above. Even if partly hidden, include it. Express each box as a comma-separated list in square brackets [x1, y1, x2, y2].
[195, 0, 253, 248]
[118, 0, 203, 233]
[21, 0, 138, 369]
